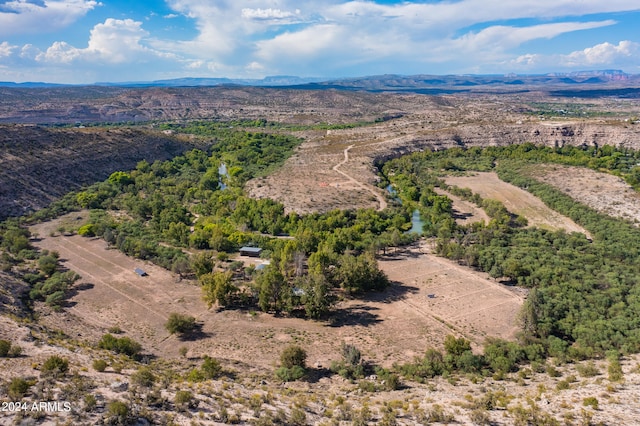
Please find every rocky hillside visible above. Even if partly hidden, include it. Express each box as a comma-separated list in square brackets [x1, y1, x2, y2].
[377, 121, 640, 161]
[0, 87, 416, 124]
[0, 125, 200, 220]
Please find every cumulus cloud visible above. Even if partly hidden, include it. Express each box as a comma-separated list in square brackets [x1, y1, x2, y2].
[0, 0, 98, 37]
[4, 0, 640, 82]
[564, 40, 639, 66]
[0, 41, 16, 57]
[37, 18, 172, 64]
[510, 40, 640, 70]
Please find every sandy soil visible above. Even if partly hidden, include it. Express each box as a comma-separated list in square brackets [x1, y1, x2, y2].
[3, 308, 640, 425]
[434, 187, 490, 225]
[28, 213, 522, 372]
[532, 164, 640, 225]
[379, 242, 524, 346]
[445, 172, 590, 236]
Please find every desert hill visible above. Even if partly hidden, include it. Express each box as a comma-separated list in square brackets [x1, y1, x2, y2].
[0, 125, 200, 220]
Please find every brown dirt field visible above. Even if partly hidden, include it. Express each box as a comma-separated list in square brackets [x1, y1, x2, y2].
[444, 172, 591, 236]
[378, 242, 524, 346]
[29, 214, 522, 372]
[434, 187, 490, 225]
[531, 164, 640, 225]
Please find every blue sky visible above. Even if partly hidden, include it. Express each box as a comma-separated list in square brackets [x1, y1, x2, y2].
[1, 0, 639, 84]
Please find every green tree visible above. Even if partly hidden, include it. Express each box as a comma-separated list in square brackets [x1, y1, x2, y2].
[257, 266, 287, 313]
[280, 345, 307, 369]
[335, 252, 389, 294]
[201, 271, 237, 307]
[444, 335, 472, 357]
[298, 272, 332, 319]
[190, 252, 214, 277]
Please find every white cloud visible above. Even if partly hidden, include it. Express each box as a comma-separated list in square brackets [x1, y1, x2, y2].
[453, 21, 616, 52]
[564, 40, 639, 66]
[0, 41, 16, 57]
[256, 24, 345, 60]
[510, 40, 640, 71]
[0, 0, 98, 37]
[246, 61, 264, 72]
[4, 1, 640, 82]
[151, 1, 640, 77]
[241, 8, 301, 21]
[36, 18, 169, 64]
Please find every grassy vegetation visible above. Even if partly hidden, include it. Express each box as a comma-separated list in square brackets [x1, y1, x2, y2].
[4, 117, 640, 424]
[383, 143, 640, 359]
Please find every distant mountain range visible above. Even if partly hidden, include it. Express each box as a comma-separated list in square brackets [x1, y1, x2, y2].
[0, 75, 324, 88]
[1, 70, 639, 93]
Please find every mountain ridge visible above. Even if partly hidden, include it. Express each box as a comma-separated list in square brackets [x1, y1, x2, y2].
[1, 70, 638, 89]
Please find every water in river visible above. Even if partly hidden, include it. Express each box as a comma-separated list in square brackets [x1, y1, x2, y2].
[218, 163, 228, 190]
[407, 209, 424, 235]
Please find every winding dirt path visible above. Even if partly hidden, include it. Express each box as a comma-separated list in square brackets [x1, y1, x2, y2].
[333, 144, 388, 211]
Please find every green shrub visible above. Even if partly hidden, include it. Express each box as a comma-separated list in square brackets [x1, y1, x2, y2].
[0, 340, 11, 357]
[608, 359, 624, 382]
[275, 365, 305, 382]
[41, 355, 69, 378]
[289, 407, 307, 426]
[98, 334, 142, 358]
[78, 224, 96, 237]
[175, 390, 196, 410]
[8, 377, 31, 399]
[583, 397, 599, 410]
[92, 359, 107, 372]
[107, 400, 129, 422]
[201, 355, 221, 379]
[108, 326, 123, 334]
[576, 362, 599, 378]
[84, 394, 97, 412]
[7, 344, 22, 358]
[186, 368, 205, 382]
[131, 367, 156, 388]
[341, 343, 361, 366]
[165, 312, 196, 335]
[280, 345, 307, 369]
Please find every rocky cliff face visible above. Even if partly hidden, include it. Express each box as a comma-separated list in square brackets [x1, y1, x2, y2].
[374, 121, 640, 163]
[0, 125, 199, 220]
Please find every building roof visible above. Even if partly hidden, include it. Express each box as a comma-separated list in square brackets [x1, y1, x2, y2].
[239, 246, 262, 253]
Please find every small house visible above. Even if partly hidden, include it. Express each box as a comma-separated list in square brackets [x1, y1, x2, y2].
[134, 268, 148, 277]
[240, 247, 262, 257]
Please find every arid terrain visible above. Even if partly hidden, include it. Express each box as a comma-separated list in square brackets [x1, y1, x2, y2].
[2, 85, 640, 425]
[531, 164, 640, 225]
[444, 172, 590, 236]
[0, 125, 203, 220]
[28, 212, 522, 369]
